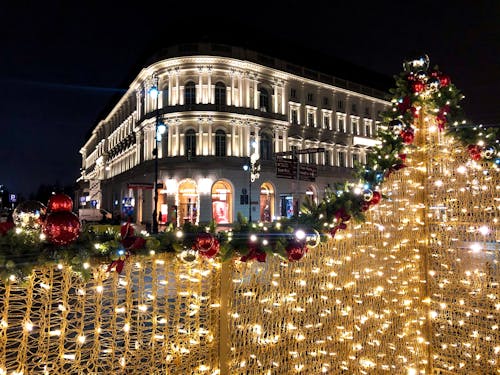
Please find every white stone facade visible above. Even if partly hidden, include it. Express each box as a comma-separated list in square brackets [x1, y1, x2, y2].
[79, 43, 389, 227]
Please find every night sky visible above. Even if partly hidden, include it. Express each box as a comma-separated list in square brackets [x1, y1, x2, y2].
[1, 1, 499, 199]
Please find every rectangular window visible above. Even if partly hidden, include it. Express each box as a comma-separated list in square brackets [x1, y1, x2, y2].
[307, 112, 315, 127]
[365, 123, 371, 137]
[323, 97, 329, 106]
[351, 103, 357, 114]
[338, 152, 345, 167]
[337, 99, 344, 110]
[307, 93, 314, 102]
[339, 118, 345, 132]
[324, 150, 330, 166]
[323, 115, 330, 129]
[291, 109, 298, 124]
[290, 88, 297, 98]
[352, 153, 359, 167]
[352, 119, 359, 135]
[365, 107, 370, 117]
[309, 153, 315, 164]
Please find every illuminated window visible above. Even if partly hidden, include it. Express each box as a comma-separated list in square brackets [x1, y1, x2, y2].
[215, 130, 226, 156]
[214, 82, 226, 105]
[184, 81, 196, 105]
[185, 129, 196, 157]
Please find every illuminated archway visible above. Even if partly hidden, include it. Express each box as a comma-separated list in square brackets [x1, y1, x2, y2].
[211, 180, 232, 224]
[177, 179, 198, 225]
[259, 182, 275, 222]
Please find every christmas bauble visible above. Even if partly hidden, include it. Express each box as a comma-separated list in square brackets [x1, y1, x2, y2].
[12, 200, 47, 230]
[178, 249, 199, 264]
[370, 191, 382, 205]
[411, 81, 426, 93]
[415, 70, 428, 82]
[400, 128, 415, 144]
[43, 211, 80, 245]
[363, 189, 374, 202]
[286, 239, 307, 261]
[403, 54, 430, 73]
[360, 200, 371, 212]
[427, 77, 441, 92]
[439, 74, 451, 87]
[195, 233, 220, 258]
[481, 145, 496, 159]
[47, 193, 73, 212]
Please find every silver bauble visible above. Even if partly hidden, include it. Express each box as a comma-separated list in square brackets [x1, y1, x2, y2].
[12, 200, 47, 230]
[482, 145, 497, 159]
[363, 189, 374, 202]
[427, 77, 441, 92]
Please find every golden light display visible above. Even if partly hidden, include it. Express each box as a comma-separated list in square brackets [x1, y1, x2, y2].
[0, 56, 498, 374]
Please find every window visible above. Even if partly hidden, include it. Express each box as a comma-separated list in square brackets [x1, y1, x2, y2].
[184, 81, 196, 105]
[352, 153, 359, 167]
[351, 103, 357, 114]
[365, 107, 370, 117]
[338, 151, 346, 167]
[260, 133, 272, 161]
[337, 99, 344, 110]
[215, 130, 226, 156]
[365, 122, 372, 137]
[162, 87, 169, 107]
[308, 153, 315, 164]
[291, 109, 298, 124]
[323, 97, 329, 106]
[324, 150, 330, 166]
[338, 117, 346, 132]
[259, 87, 270, 112]
[352, 119, 359, 135]
[307, 93, 314, 102]
[307, 112, 315, 127]
[215, 82, 226, 106]
[290, 88, 297, 99]
[323, 115, 330, 130]
[185, 129, 196, 157]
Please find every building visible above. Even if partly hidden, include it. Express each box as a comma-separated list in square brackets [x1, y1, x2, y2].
[78, 43, 390, 228]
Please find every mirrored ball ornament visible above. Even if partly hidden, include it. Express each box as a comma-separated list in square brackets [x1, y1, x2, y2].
[482, 145, 497, 159]
[403, 54, 430, 73]
[427, 76, 441, 92]
[363, 189, 374, 202]
[12, 200, 47, 230]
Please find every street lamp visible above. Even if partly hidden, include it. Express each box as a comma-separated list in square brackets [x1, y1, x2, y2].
[149, 83, 167, 234]
[243, 139, 260, 222]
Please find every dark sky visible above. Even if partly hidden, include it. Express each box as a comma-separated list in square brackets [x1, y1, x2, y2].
[1, 1, 499, 199]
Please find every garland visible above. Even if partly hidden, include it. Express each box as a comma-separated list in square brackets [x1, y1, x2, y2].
[1, 54, 498, 282]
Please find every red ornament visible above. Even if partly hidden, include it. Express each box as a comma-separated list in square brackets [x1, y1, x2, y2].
[194, 233, 220, 258]
[411, 81, 425, 93]
[360, 201, 371, 212]
[429, 69, 440, 78]
[370, 191, 382, 205]
[240, 244, 267, 262]
[400, 128, 415, 144]
[467, 144, 482, 161]
[410, 106, 419, 118]
[0, 222, 14, 235]
[439, 74, 451, 87]
[47, 193, 73, 212]
[397, 96, 411, 113]
[286, 239, 307, 261]
[43, 211, 80, 245]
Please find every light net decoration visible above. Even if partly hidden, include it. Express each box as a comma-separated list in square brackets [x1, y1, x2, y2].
[0, 122, 498, 374]
[0, 254, 221, 374]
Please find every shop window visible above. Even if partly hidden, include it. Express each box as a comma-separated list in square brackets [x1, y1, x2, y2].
[260, 182, 275, 222]
[178, 180, 198, 225]
[211, 180, 232, 224]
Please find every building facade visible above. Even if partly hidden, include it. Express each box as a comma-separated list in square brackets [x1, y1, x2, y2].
[78, 43, 390, 228]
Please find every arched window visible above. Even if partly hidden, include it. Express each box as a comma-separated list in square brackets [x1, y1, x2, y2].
[185, 129, 196, 157]
[211, 180, 232, 224]
[259, 133, 272, 161]
[215, 130, 226, 157]
[184, 81, 196, 105]
[215, 82, 226, 106]
[259, 182, 275, 222]
[259, 87, 270, 112]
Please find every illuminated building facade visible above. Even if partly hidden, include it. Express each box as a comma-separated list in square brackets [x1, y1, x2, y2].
[78, 43, 389, 226]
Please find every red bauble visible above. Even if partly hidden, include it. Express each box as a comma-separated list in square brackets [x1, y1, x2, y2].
[400, 128, 415, 144]
[286, 239, 307, 262]
[195, 233, 220, 258]
[360, 201, 371, 212]
[370, 191, 382, 205]
[43, 211, 81, 245]
[467, 144, 482, 161]
[411, 81, 425, 93]
[439, 74, 451, 87]
[47, 193, 73, 212]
